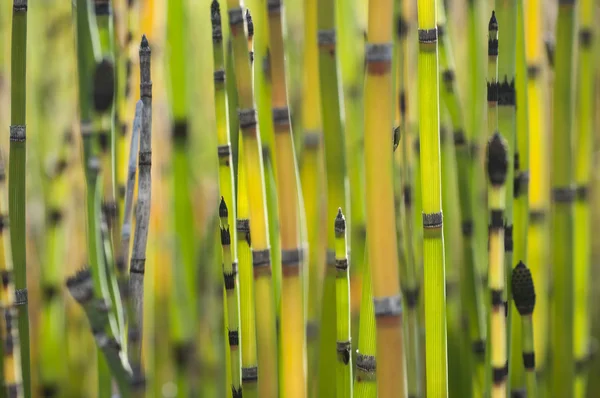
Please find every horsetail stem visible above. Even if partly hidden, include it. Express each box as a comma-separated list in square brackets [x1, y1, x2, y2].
[487, 11, 498, 137]
[524, 0, 550, 380]
[573, 0, 595, 394]
[550, 1, 577, 396]
[8, 2, 30, 394]
[334, 209, 352, 398]
[127, 36, 152, 390]
[486, 132, 509, 398]
[219, 199, 242, 396]
[511, 262, 537, 397]
[0, 154, 23, 398]
[226, 3, 279, 395]
[416, 0, 448, 394]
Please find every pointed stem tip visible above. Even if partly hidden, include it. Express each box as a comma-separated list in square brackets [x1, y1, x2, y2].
[489, 11, 498, 32]
[246, 9, 254, 38]
[219, 196, 228, 218]
[141, 34, 149, 49]
[511, 261, 536, 316]
[335, 208, 346, 233]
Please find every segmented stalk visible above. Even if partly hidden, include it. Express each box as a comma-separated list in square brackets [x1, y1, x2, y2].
[226, 3, 279, 395]
[265, 3, 307, 396]
[486, 132, 509, 398]
[0, 155, 23, 398]
[550, 2, 577, 396]
[334, 210, 352, 398]
[8, 3, 29, 394]
[574, 0, 595, 394]
[511, 262, 538, 398]
[416, 0, 447, 394]
[487, 11, 498, 138]
[127, 36, 152, 392]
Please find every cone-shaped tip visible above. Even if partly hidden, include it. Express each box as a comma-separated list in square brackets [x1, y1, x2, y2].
[246, 9, 254, 38]
[489, 11, 498, 31]
[211, 0, 219, 13]
[511, 261, 536, 316]
[141, 34, 149, 48]
[487, 132, 508, 185]
[219, 196, 228, 218]
[92, 58, 115, 113]
[335, 208, 346, 233]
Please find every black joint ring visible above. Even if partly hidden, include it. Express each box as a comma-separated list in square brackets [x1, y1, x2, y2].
[214, 69, 225, 82]
[218, 144, 231, 158]
[10, 125, 26, 142]
[0, 270, 11, 287]
[552, 186, 575, 203]
[490, 210, 504, 229]
[580, 28, 594, 48]
[236, 219, 250, 234]
[272, 106, 290, 127]
[488, 39, 499, 56]
[462, 220, 474, 236]
[242, 366, 258, 382]
[306, 321, 319, 340]
[140, 82, 153, 98]
[422, 212, 443, 229]
[373, 295, 402, 317]
[13, 0, 27, 11]
[529, 210, 546, 224]
[95, 3, 110, 15]
[576, 185, 588, 200]
[0, 215, 10, 231]
[224, 271, 237, 290]
[523, 351, 535, 370]
[491, 289, 504, 307]
[527, 64, 540, 79]
[511, 388, 527, 398]
[442, 69, 455, 84]
[404, 286, 420, 308]
[281, 248, 302, 266]
[138, 151, 151, 166]
[337, 340, 351, 364]
[327, 249, 336, 267]
[472, 339, 486, 357]
[267, 0, 282, 12]
[454, 129, 466, 145]
[228, 330, 239, 346]
[418, 28, 438, 43]
[252, 249, 270, 268]
[304, 131, 321, 148]
[492, 366, 506, 384]
[238, 108, 258, 129]
[48, 207, 63, 225]
[317, 29, 336, 45]
[130, 258, 146, 274]
[15, 288, 27, 306]
[356, 352, 377, 373]
[365, 43, 393, 63]
[335, 258, 348, 271]
[228, 8, 244, 26]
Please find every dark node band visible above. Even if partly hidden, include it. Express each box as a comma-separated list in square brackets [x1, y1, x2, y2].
[491, 289, 504, 307]
[514, 171, 530, 197]
[131, 371, 147, 390]
[0, 270, 11, 287]
[218, 144, 231, 158]
[492, 366, 506, 384]
[523, 352, 535, 370]
[228, 8, 244, 26]
[41, 384, 58, 398]
[15, 288, 28, 306]
[446, 280, 457, 298]
[529, 209, 546, 224]
[488, 39, 498, 56]
[10, 125, 26, 142]
[442, 69, 455, 85]
[220, 227, 231, 245]
[0, 215, 9, 231]
[472, 339, 486, 358]
[224, 271, 237, 290]
[365, 43, 393, 63]
[172, 121, 188, 141]
[267, 0, 282, 12]
[43, 285, 59, 301]
[504, 225, 513, 252]
[487, 82, 498, 102]
[454, 129, 466, 146]
[575, 355, 589, 374]
[399, 91, 407, 115]
[94, 3, 110, 15]
[238, 108, 258, 129]
[318, 29, 336, 46]
[272, 106, 290, 127]
[228, 330, 239, 346]
[490, 209, 504, 229]
[252, 249, 271, 268]
[140, 82, 152, 98]
[558, 0, 575, 5]
[404, 286, 420, 309]
[173, 341, 194, 367]
[356, 352, 377, 372]
[281, 248, 302, 266]
[580, 28, 594, 48]
[214, 69, 225, 82]
[335, 258, 348, 271]
[527, 64, 541, 79]
[232, 387, 242, 398]
[130, 258, 146, 274]
[304, 131, 321, 149]
[396, 17, 408, 38]
[6, 383, 22, 398]
[418, 28, 437, 43]
[306, 321, 319, 340]
[403, 185, 412, 206]
[511, 388, 527, 398]
[422, 212, 443, 229]
[437, 24, 445, 39]
[552, 186, 575, 203]
[327, 249, 336, 267]
[576, 185, 588, 201]
[98, 130, 110, 152]
[498, 79, 516, 106]
[242, 366, 258, 382]
[462, 220, 473, 236]
[337, 340, 351, 365]
[212, 23, 223, 44]
[139, 150, 152, 166]
[236, 219, 250, 234]
[374, 295, 402, 317]
[13, 0, 27, 11]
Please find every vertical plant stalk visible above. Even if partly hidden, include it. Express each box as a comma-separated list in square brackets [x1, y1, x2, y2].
[524, 0, 550, 381]
[511, 262, 538, 397]
[316, 0, 347, 393]
[265, 2, 307, 396]
[0, 155, 23, 397]
[509, 0, 530, 392]
[487, 132, 509, 398]
[550, 2, 576, 396]
[128, 35, 152, 391]
[334, 210, 352, 397]
[395, 7, 422, 398]
[415, 0, 447, 394]
[301, 0, 326, 386]
[487, 11, 498, 138]
[573, 0, 595, 394]
[226, 3, 279, 396]
[219, 199, 242, 396]
[7, 2, 29, 395]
